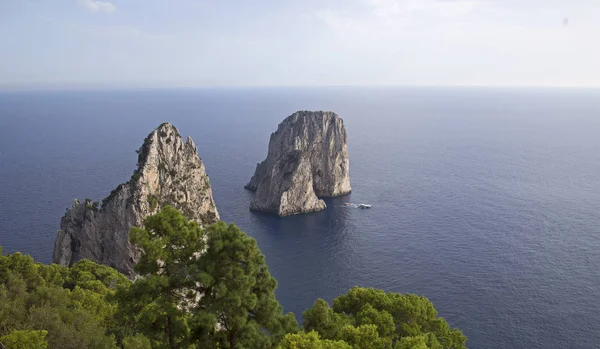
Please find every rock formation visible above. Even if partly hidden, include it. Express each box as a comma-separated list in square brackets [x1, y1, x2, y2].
[53, 123, 219, 277]
[245, 111, 351, 216]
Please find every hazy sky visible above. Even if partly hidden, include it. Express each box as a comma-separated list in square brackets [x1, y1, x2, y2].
[1, 0, 599, 88]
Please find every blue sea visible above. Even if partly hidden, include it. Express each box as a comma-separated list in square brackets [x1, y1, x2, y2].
[1, 87, 599, 349]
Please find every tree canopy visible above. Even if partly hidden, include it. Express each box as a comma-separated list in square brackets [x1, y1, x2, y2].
[189, 221, 298, 348]
[303, 287, 467, 349]
[0, 206, 467, 349]
[0, 246, 128, 349]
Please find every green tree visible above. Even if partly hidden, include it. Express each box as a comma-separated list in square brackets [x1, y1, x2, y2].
[123, 334, 152, 349]
[118, 206, 206, 349]
[0, 248, 122, 349]
[1, 206, 468, 349]
[276, 331, 351, 349]
[303, 299, 352, 340]
[304, 287, 466, 349]
[190, 222, 297, 349]
[339, 325, 392, 349]
[354, 304, 395, 339]
[0, 330, 48, 349]
[395, 335, 439, 349]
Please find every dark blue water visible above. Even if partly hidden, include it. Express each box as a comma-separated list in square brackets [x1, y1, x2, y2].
[1, 87, 600, 349]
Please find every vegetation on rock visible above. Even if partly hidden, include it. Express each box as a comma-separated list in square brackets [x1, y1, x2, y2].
[55, 123, 219, 277]
[147, 195, 159, 211]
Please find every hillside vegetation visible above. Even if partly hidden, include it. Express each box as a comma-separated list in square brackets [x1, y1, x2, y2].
[0, 206, 466, 349]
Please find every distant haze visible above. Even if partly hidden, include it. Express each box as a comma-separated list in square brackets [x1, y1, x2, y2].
[1, 0, 600, 89]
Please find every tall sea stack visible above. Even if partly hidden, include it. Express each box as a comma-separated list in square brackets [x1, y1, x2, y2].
[52, 123, 219, 277]
[245, 111, 351, 216]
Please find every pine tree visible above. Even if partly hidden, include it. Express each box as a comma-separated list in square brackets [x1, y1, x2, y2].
[190, 222, 297, 348]
[118, 206, 205, 349]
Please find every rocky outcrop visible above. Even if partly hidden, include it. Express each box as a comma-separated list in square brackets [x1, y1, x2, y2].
[245, 111, 351, 216]
[53, 123, 219, 277]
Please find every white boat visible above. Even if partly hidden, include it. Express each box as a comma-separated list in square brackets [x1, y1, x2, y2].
[357, 204, 372, 209]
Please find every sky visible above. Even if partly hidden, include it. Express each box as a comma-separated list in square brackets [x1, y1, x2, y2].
[1, 0, 600, 89]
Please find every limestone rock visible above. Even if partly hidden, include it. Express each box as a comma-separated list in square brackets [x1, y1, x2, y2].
[52, 123, 219, 277]
[245, 111, 351, 216]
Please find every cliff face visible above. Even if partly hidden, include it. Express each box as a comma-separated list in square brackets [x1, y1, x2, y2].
[245, 111, 351, 216]
[53, 123, 219, 276]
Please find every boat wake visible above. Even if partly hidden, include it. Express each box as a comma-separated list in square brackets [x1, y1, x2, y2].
[342, 203, 372, 209]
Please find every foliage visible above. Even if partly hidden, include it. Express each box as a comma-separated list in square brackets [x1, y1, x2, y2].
[303, 287, 466, 349]
[131, 171, 141, 183]
[276, 331, 351, 349]
[395, 335, 438, 349]
[0, 248, 126, 349]
[339, 324, 391, 349]
[118, 205, 205, 348]
[84, 199, 100, 211]
[303, 299, 352, 339]
[147, 195, 159, 211]
[190, 221, 298, 348]
[0, 207, 467, 349]
[102, 183, 125, 208]
[122, 334, 152, 349]
[0, 330, 48, 349]
[118, 207, 297, 349]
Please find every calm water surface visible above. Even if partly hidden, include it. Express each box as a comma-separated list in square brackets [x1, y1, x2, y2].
[1, 87, 599, 349]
